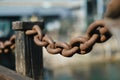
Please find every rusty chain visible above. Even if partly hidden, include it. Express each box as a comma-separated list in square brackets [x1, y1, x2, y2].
[0, 35, 16, 54]
[0, 20, 112, 56]
[25, 20, 112, 57]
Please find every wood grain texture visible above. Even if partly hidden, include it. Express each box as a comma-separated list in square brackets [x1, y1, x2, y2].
[12, 21, 44, 30]
[13, 21, 44, 80]
[0, 66, 32, 80]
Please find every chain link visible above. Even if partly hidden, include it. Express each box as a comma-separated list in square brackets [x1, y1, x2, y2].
[86, 20, 112, 43]
[0, 20, 112, 57]
[0, 35, 15, 54]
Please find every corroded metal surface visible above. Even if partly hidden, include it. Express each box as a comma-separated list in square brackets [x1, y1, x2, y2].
[0, 20, 112, 57]
[25, 20, 112, 57]
[0, 35, 15, 53]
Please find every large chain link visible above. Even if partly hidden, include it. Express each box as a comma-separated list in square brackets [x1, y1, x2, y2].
[25, 20, 112, 57]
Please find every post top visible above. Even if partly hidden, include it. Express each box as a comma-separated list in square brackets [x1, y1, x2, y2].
[12, 20, 44, 30]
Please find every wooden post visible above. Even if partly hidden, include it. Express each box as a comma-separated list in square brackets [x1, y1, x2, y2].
[12, 21, 44, 80]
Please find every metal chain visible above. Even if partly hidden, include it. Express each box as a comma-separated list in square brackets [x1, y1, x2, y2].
[0, 35, 15, 54]
[25, 20, 112, 57]
[0, 20, 112, 56]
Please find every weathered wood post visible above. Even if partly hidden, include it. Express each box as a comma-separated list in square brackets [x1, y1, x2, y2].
[12, 21, 44, 80]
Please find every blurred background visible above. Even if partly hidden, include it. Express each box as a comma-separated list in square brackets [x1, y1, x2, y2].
[0, 0, 120, 80]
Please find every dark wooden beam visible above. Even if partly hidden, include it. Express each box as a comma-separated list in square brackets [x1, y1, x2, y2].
[0, 65, 33, 80]
[12, 20, 44, 30]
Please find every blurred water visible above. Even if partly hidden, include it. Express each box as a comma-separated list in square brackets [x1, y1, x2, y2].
[45, 61, 120, 80]
[89, 62, 120, 80]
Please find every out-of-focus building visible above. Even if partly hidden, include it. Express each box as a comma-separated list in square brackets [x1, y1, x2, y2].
[0, 0, 86, 40]
[0, 0, 109, 39]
